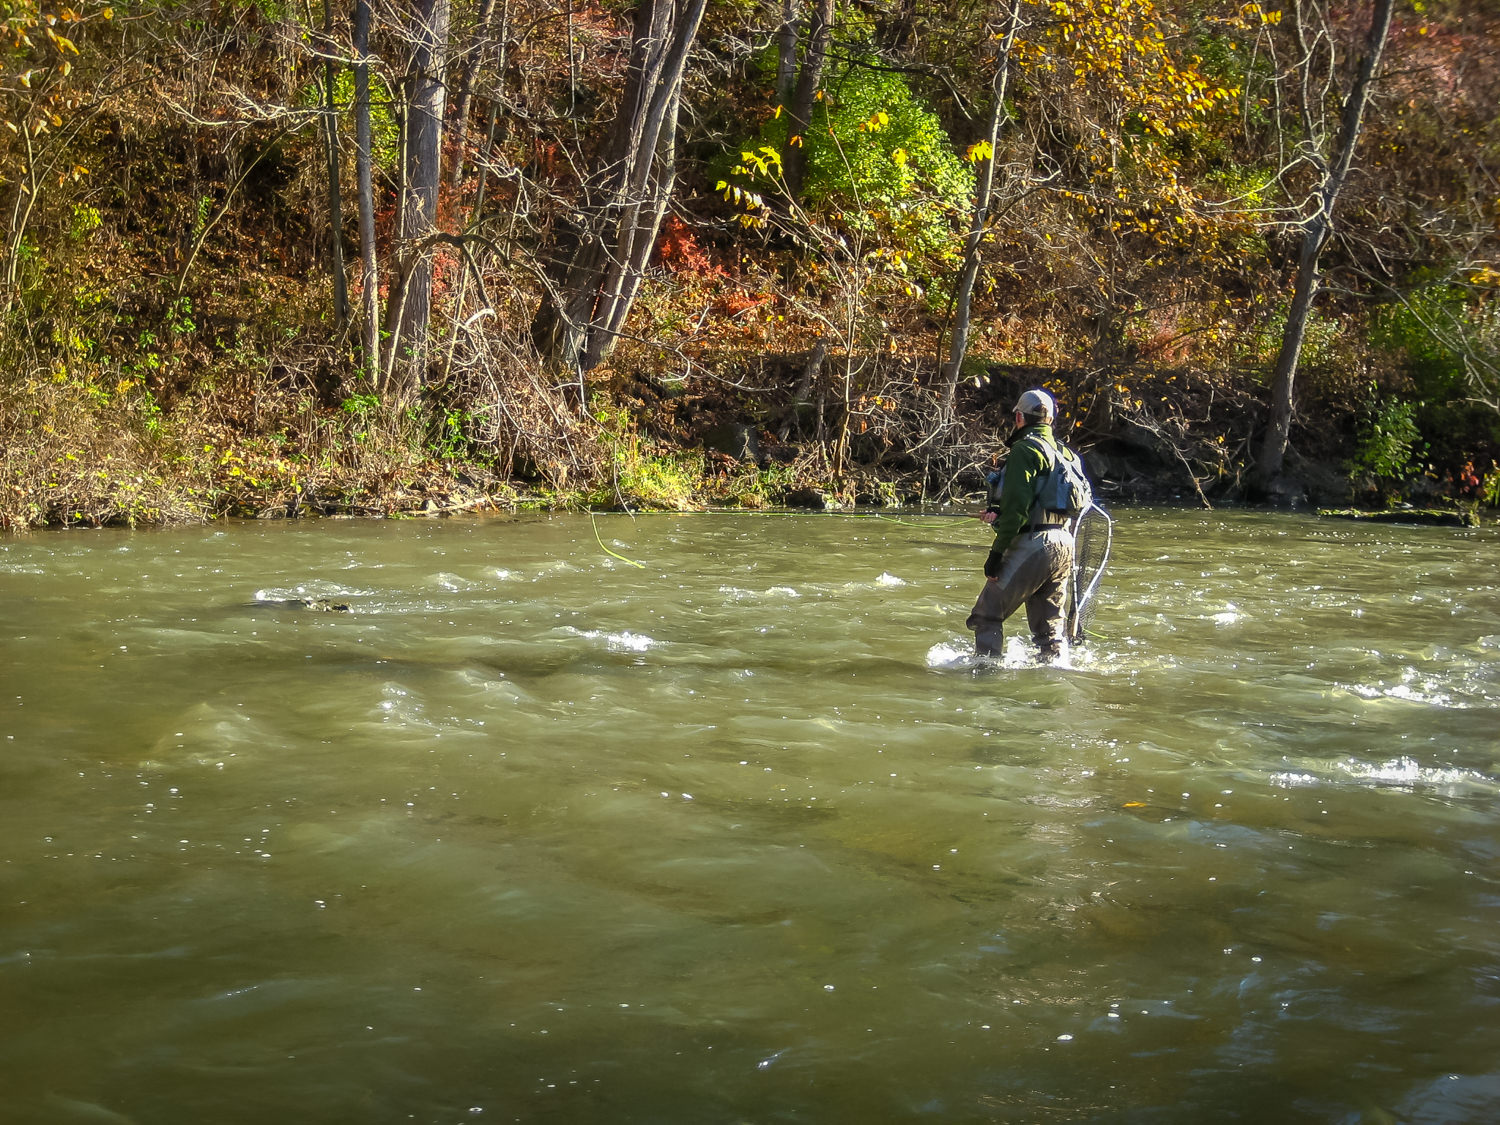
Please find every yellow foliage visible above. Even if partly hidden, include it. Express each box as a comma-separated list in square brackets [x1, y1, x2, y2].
[1019, 0, 1240, 134]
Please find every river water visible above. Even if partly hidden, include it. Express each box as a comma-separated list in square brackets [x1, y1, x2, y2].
[2, 509, 1498, 1123]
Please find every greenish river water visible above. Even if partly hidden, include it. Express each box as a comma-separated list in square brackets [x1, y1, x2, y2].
[3, 509, 1498, 1123]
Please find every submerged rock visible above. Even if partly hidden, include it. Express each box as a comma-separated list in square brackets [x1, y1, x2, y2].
[256, 597, 351, 612]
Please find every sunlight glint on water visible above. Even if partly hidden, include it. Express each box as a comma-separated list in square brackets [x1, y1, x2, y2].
[2, 509, 1499, 1123]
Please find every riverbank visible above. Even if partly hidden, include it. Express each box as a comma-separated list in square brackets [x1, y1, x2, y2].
[3, 356, 1495, 531]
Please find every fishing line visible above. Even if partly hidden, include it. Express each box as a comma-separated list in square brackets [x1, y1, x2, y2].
[581, 506, 981, 565]
[588, 509, 646, 569]
[863, 512, 970, 528]
[572, 507, 975, 525]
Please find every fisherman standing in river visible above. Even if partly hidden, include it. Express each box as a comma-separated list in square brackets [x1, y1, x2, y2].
[967, 388, 1090, 662]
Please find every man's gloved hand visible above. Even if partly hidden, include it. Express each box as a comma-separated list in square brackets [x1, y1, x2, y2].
[983, 550, 1005, 579]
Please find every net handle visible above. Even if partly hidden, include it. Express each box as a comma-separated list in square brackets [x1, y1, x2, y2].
[1066, 502, 1113, 643]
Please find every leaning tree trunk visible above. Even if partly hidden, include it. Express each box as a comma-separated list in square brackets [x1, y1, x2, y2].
[530, 0, 708, 380]
[1257, 215, 1329, 485]
[940, 0, 1022, 422]
[383, 0, 451, 398]
[1255, 0, 1394, 488]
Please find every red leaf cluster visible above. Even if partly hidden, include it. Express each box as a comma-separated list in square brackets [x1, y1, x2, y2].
[654, 215, 726, 279]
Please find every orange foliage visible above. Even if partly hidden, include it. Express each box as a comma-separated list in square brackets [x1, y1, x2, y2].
[654, 215, 726, 279]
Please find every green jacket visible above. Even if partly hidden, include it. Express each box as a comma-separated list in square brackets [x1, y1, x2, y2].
[988, 423, 1058, 562]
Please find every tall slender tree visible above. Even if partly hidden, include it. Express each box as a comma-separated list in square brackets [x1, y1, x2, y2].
[353, 0, 380, 379]
[1255, 0, 1396, 490]
[321, 0, 349, 333]
[941, 0, 1023, 421]
[774, 0, 799, 107]
[383, 0, 452, 396]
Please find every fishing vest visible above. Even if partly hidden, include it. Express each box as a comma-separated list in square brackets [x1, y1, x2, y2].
[1026, 436, 1092, 523]
[988, 435, 1093, 526]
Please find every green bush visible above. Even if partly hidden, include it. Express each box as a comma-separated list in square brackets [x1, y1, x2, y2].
[720, 58, 973, 285]
[1371, 286, 1468, 397]
[1351, 397, 1423, 481]
[1370, 285, 1500, 476]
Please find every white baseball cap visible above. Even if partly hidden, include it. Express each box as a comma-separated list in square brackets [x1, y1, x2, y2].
[1014, 388, 1056, 418]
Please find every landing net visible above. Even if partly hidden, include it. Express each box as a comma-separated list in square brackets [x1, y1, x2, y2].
[1068, 502, 1113, 644]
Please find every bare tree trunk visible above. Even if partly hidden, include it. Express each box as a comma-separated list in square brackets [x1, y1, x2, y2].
[384, 0, 452, 399]
[1257, 219, 1328, 484]
[774, 0, 799, 107]
[776, 338, 826, 440]
[353, 0, 380, 378]
[322, 0, 349, 333]
[1256, 0, 1395, 487]
[447, 0, 497, 192]
[585, 92, 681, 364]
[780, 0, 833, 202]
[530, 0, 708, 380]
[472, 1, 509, 224]
[441, 0, 511, 381]
[940, 0, 1021, 422]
